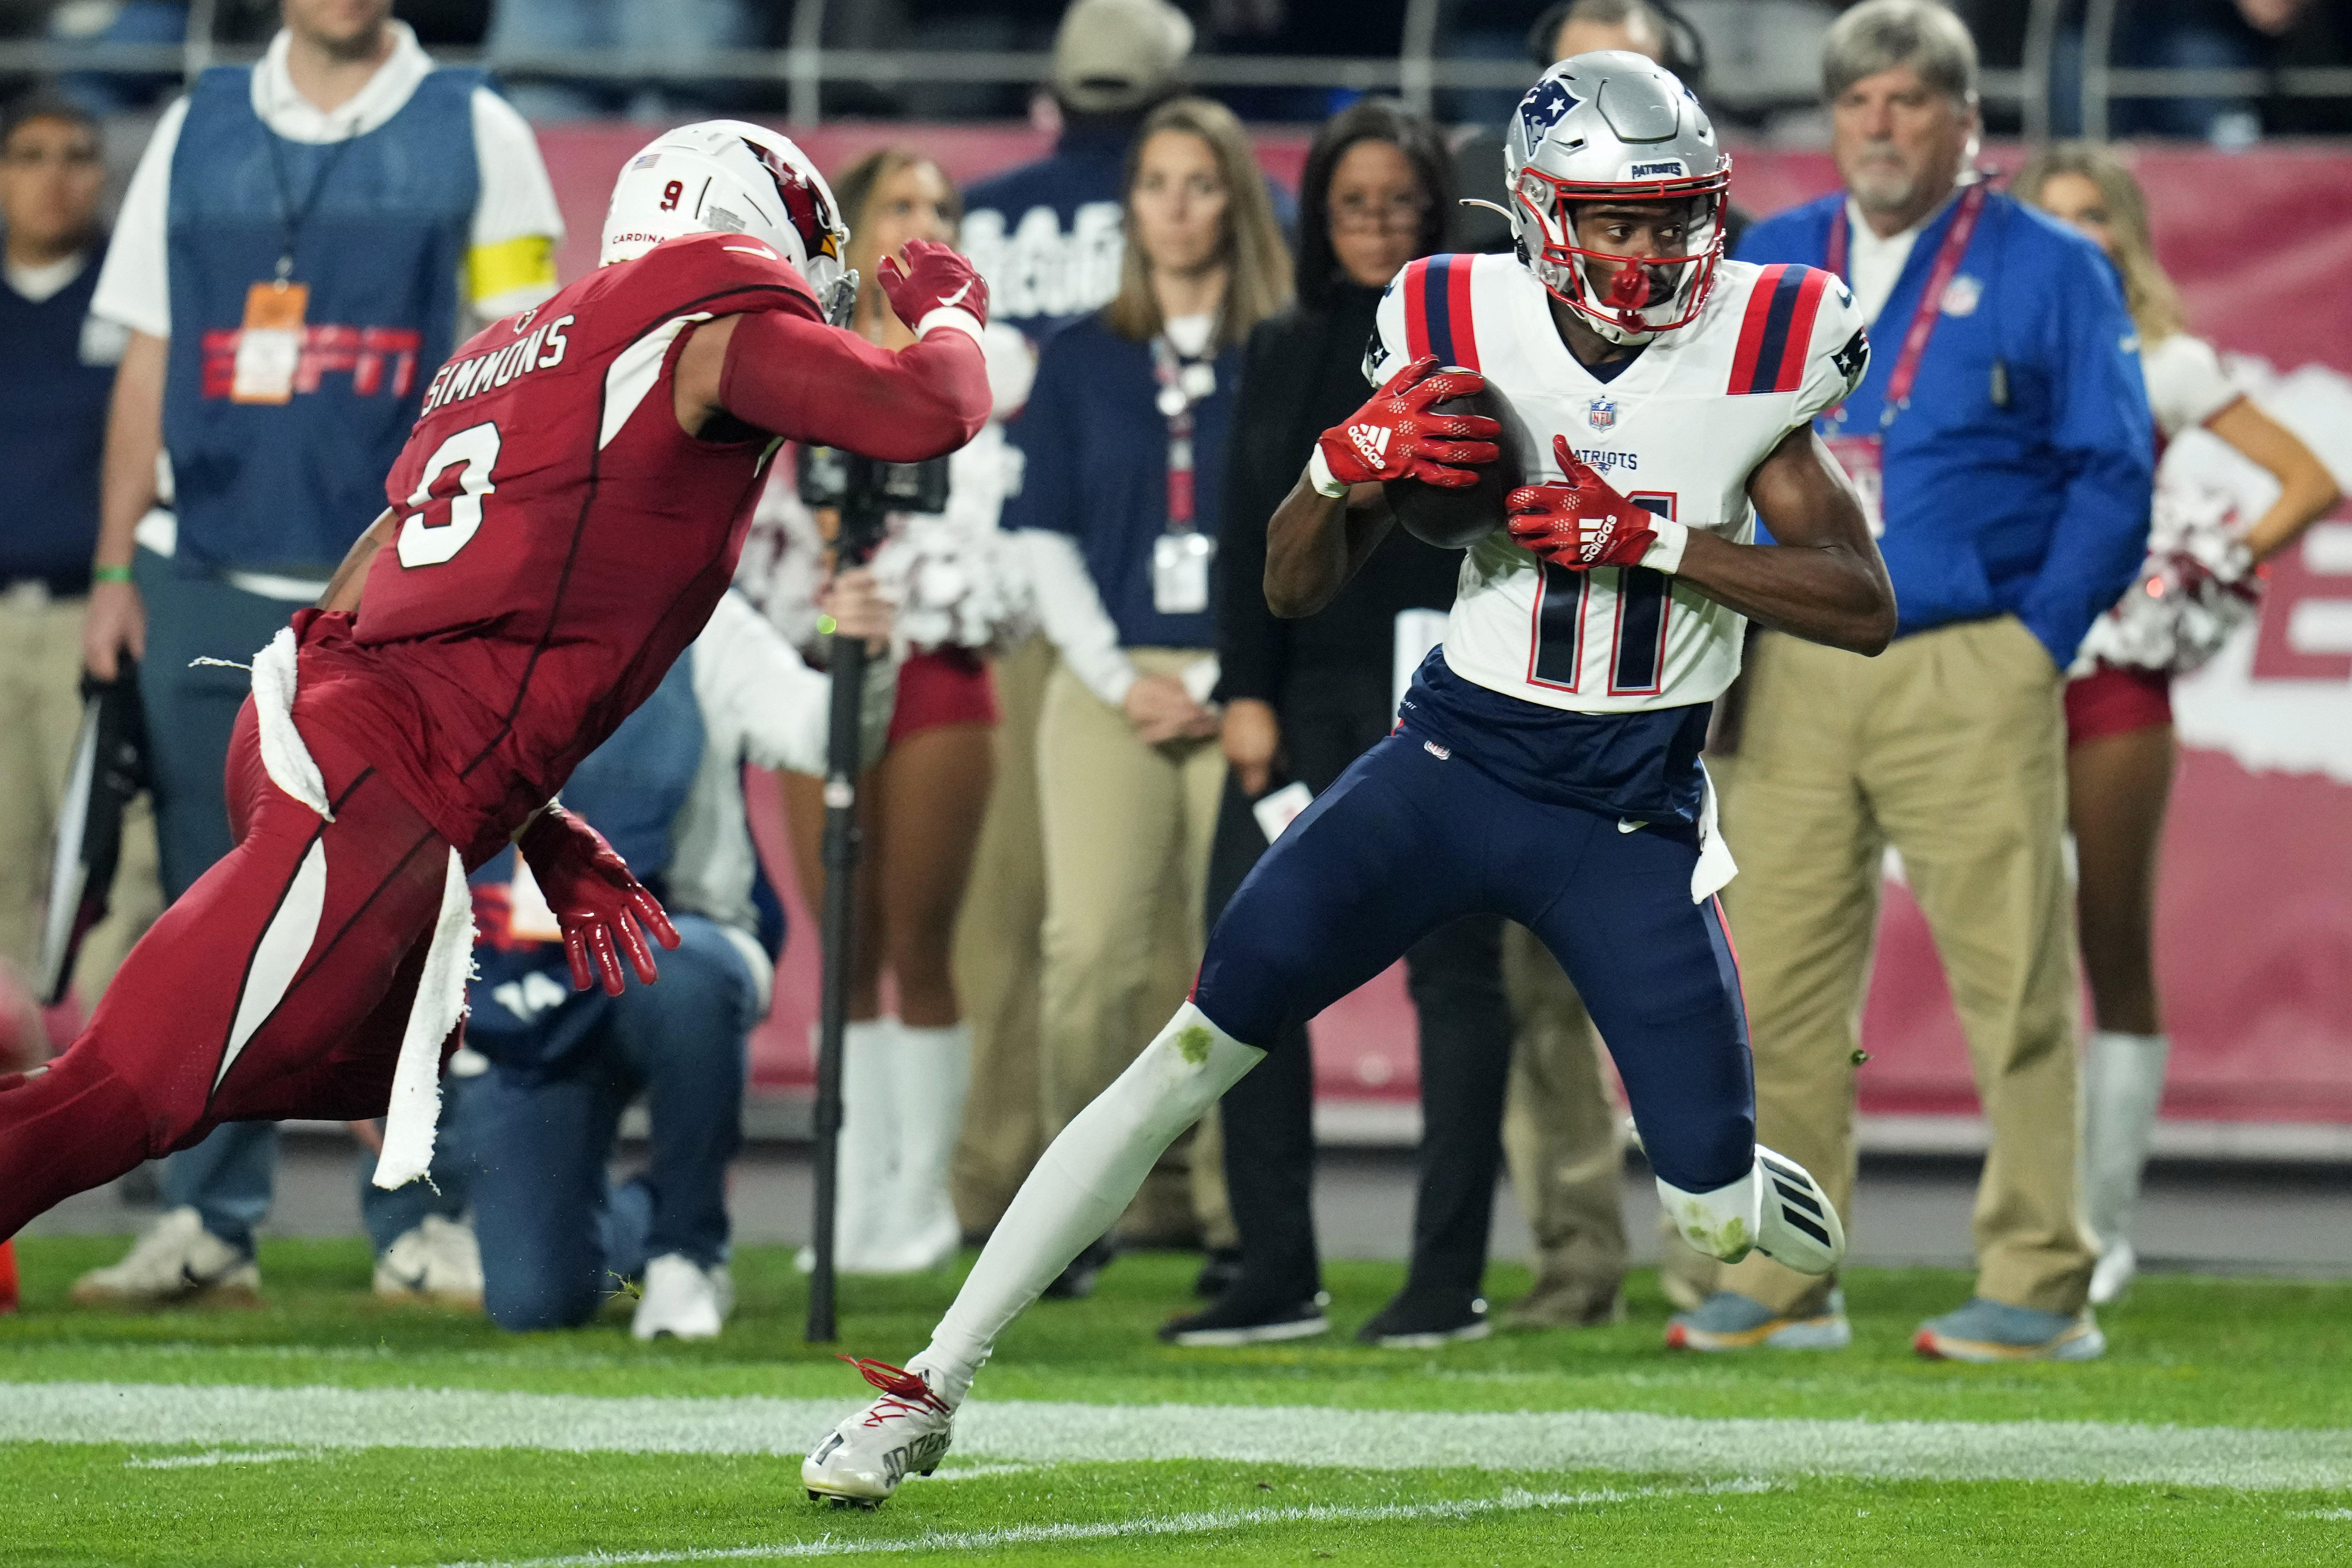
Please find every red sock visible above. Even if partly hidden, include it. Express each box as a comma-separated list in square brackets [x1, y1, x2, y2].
[0, 1238, 19, 1313]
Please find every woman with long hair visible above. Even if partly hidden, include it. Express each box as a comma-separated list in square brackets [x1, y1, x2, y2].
[1004, 96, 1293, 1295]
[2018, 142, 2339, 1304]
[758, 148, 1031, 1276]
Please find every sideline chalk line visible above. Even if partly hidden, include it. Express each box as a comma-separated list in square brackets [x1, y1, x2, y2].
[8, 1379, 2352, 1492]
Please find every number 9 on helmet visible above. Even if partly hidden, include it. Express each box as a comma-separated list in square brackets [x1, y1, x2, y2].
[601, 120, 856, 320]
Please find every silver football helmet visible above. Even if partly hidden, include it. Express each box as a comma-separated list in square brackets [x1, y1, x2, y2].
[1503, 52, 1732, 345]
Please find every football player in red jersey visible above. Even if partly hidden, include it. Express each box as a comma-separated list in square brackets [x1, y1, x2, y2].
[0, 122, 992, 1239]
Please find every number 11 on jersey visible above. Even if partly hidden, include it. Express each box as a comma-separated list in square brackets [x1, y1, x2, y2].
[1527, 492, 1675, 698]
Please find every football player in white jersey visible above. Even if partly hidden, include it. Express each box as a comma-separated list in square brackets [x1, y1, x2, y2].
[801, 53, 1896, 1507]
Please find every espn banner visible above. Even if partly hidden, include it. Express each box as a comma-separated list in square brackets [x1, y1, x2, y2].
[530, 130, 2352, 1129]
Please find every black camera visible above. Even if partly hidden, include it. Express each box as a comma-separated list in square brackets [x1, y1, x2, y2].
[795, 447, 952, 521]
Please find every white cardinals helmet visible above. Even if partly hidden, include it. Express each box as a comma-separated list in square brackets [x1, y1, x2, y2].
[1504, 52, 1732, 346]
[601, 120, 854, 318]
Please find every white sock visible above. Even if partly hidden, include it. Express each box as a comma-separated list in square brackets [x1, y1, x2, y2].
[887, 1021, 972, 1243]
[910, 1002, 1263, 1405]
[2081, 1029, 2169, 1250]
[833, 1019, 900, 1268]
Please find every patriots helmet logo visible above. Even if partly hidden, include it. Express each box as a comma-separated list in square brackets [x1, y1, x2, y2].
[742, 138, 841, 261]
[1518, 76, 1582, 148]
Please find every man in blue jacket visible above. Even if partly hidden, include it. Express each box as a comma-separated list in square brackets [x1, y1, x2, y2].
[1672, 0, 2151, 1362]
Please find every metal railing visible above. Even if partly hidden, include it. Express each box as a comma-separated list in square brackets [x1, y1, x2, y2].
[3, 0, 2348, 133]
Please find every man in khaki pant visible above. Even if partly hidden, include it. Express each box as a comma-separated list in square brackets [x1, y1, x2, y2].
[1676, 0, 2154, 1361]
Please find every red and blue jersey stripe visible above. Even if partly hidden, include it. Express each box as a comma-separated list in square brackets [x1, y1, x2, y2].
[1401, 254, 1481, 370]
[1726, 264, 1831, 395]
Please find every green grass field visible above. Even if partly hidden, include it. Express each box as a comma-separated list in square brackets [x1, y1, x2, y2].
[3, 1236, 2348, 1566]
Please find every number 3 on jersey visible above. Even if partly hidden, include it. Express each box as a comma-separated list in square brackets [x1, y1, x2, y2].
[1529, 492, 1674, 698]
[398, 421, 501, 568]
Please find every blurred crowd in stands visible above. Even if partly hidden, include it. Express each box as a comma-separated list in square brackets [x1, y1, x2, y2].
[6, 0, 2352, 140]
[0, 0, 2339, 1355]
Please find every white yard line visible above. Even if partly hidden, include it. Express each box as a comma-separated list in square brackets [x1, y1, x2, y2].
[6, 1381, 2352, 1492]
[123, 1448, 318, 1470]
[430, 1481, 1765, 1567]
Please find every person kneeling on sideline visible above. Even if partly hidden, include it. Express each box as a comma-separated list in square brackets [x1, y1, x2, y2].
[466, 584, 896, 1338]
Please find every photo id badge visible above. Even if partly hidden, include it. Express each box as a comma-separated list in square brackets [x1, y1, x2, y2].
[1152, 531, 1215, 615]
[1822, 432, 1885, 537]
[233, 280, 309, 404]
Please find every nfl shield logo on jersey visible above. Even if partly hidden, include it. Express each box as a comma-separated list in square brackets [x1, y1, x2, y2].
[1587, 397, 1617, 432]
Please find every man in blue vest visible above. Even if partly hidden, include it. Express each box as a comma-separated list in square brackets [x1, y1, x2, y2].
[70, 0, 563, 1308]
[0, 93, 160, 1049]
[1673, 0, 2152, 1363]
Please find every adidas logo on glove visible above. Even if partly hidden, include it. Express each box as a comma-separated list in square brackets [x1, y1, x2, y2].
[1348, 423, 1392, 469]
[1579, 516, 1617, 565]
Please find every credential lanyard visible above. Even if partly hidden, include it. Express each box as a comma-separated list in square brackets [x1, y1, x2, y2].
[1826, 180, 1988, 430]
[265, 124, 361, 281]
[1149, 334, 1213, 530]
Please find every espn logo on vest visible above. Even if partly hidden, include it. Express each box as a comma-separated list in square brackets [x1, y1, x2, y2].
[1348, 423, 1392, 469]
[199, 326, 422, 400]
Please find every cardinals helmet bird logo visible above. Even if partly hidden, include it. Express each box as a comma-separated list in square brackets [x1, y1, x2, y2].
[743, 139, 841, 262]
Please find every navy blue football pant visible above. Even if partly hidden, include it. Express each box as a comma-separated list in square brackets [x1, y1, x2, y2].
[465, 915, 755, 1332]
[1206, 662, 1512, 1307]
[1194, 730, 1754, 1198]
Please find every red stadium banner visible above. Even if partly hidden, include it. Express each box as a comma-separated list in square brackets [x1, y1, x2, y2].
[527, 128, 2352, 1131]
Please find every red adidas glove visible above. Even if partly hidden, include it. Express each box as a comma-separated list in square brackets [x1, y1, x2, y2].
[1310, 356, 1501, 494]
[878, 237, 989, 332]
[1506, 434, 1683, 571]
[518, 805, 681, 996]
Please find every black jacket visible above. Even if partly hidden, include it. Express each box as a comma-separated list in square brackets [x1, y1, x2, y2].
[1214, 280, 1466, 709]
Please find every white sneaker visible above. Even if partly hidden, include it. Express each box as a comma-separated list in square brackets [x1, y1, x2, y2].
[802, 1357, 957, 1507]
[2089, 1238, 2137, 1305]
[373, 1215, 484, 1308]
[632, 1252, 734, 1340]
[71, 1207, 261, 1307]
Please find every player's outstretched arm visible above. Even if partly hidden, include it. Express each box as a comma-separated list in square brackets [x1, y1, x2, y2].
[1692, 425, 1896, 654]
[673, 240, 991, 460]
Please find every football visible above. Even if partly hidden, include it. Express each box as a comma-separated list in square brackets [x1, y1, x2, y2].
[1382, 376, 1523, 551]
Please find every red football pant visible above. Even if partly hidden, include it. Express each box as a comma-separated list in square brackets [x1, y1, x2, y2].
[0, 700, 454, 1240]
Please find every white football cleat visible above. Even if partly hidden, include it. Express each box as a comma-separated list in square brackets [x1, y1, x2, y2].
[373, 1215, 484, 1308]
[1656, 1145, 1845, 1277]
[802, 1357, 956, 1508]
[1754, 1146, 1845, 1275]
[71, 1207, 261, 1307]
[632, 1252, 733, 1340]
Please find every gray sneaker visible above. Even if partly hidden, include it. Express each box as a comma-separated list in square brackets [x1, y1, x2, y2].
[1914, 1297, 2105, 1362]
[1666, 1288, 1850, 1351]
